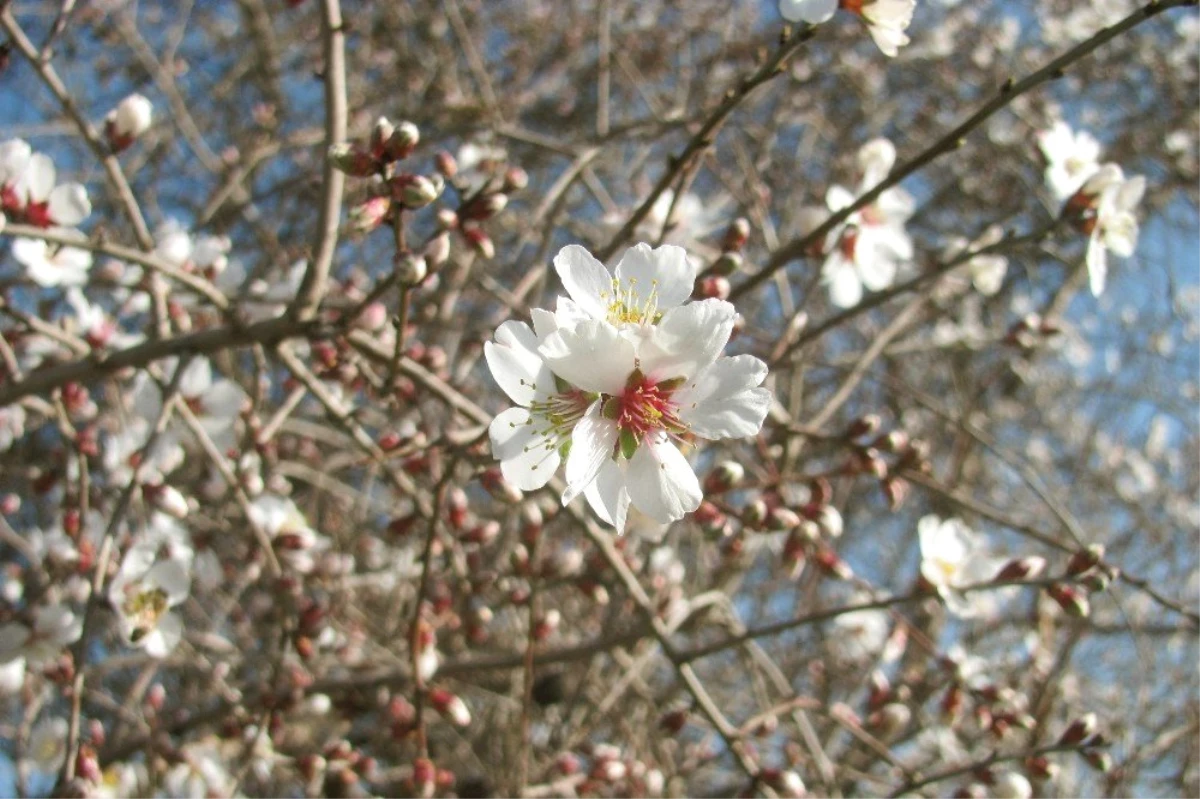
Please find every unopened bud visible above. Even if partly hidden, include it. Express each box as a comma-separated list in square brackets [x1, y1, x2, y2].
[385, 121, 421, 161]
[882, 475, 909, 510]
[396, 174, 443, 209]
[144, 483, 190, 519]
[813, 547, 852, 579]
[394, 252, 428, 286]
[463, 226, 495, 259]
[722, 217, 752, 251]
[503, 166, 529, 192]
[846, 414, 882, 439]
[743, 498, 769, 529]
[697, 275, 731, 300]
[1066, 544, 1105, 576]
[429, 688, 471, 727]
[106, 93, 153, 152]
[424, 231, 451, 267]
[1079, 565, 1116, 592]
[329, 143, 378, 177]
[348, 195, 391, 233]
[462, 192, 508, 221]
[659, 708, 688, 734]
[1047, 583, 1090, 618]
[994, 556, 1047, 583]
[875, 429, 909, 453]
[1024, 755, 1060, 782]
[710, 250, 744, 276]
[1082, 750, 1113, 773]
[411, 757, 436, 799]
[867, 702, 911, 740]
[990, 772, 1032, 799]
[704, 461, 745, 493]
[1058, 713, 1099, 746]
[534, 608, 561, 641]
[814, 504, 843, 538]
[768, 506, 801, 531]
[370, 117, 395, 159]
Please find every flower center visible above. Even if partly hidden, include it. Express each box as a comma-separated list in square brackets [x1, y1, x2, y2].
[24, 200, 53, 229]
[519, 387, 592, 471]
[601, 277, 662, 327]
[124, 586, 169, 641]
[838, 225, 860, 260]
[603, 369, 688, 457]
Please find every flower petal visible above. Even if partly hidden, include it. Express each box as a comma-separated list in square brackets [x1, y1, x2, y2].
[676, 355, 771, 439]
[563, 403, 618, 505]
[19, 153, 55, 203]
[553, 244, 612, 321]
[637, 299, 735, 381]
[47, 184, 90, 227]
[779, 0, 837, 23]
[489, 406, 558, 491]
[584, 458, 630, 533]
[485, 321, 553, 405]
[539, 319, 635, 394]
[613, 243, 696, 310]
[625, 435, 701, 524]
[823, 254, 863, 308]
[1086, 232, 1108, 297]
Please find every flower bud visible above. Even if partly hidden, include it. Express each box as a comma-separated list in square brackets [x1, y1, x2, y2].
[1024, 755, 1060, 782]
[1047, 583, 1090, 618]
[990, 772, 1032, 799]
[743, 498, 769, 529]
[993, 556, 1047, 583]
[434, 150, 457, 178]
[704, 461, 745, 493]
[534, 608, 561, 641]
[697, 275, 731, 300]
[144, 482, 190, 519]
[394, 252, 428, 286]
[659, 708, 688, 734]
[1082, 750, 1113, 773]
[411, 757, 436, 799]
[424, 231, 451, 268]
[767, 506, 801, 532]
[814, 505, 843, 539]
[866, 702, 911, 740]
[429, 688, 471, 727]
[481, 467, 522, 503]
[348, 195, 392, 233]
[436, 208, 459, 230]
[845, 414, 882, 439]
[722, 217, 752, 251]
[369, 116, 395, 159]
[463, 226, 495, 259]
[329, 143, 378, 177]
[395, 174, 443, 209]
[462, 192, 508, 221]
[106, 93, 153, 152]
[882, 475, 909, 510]
[503, 166, 529, 192]
[385, 120, 421, 161]
[710, 251, 744, 276]
[813, 547, 852, 580]
[1058, 712, 1098, 746]
[1066, 544, 1105, 576]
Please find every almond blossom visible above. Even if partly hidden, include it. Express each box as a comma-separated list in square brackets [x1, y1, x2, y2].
[538, 298, 770, 529]
[1036, 120, 1102, 203]
[105, 93, 153, 151]
[821, 138, 914, 308]
[780, 0, 917, 57]
[108, 543, 191, 657]
[0, 138, 91, 228]
[0, 603, 83, 666]
[1077, 164, 1144, 296]
[247, 495, 331, 573]
[918, 514, 1001, 617]
[11, 235, 93, 287]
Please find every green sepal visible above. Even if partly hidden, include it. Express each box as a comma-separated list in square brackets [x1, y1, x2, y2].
[619, 428, 639, 460]
[602, 396, 622, 419]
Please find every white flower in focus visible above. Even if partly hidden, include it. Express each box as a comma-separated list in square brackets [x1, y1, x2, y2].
[551, 243, 698, 335]
[12, 236, 92, 287]
[821, 138, 914, 307]
[0, 604, 83, 666]
[918, 515, 999, 617]
[854, 0, 917, 56]
[1037, 121, 1102, 202]
[779, 0, 838, 24]
[539, 298, 770, 529]
[1080, 164, 1144, 297]
[108, 545, 191, 657]
[108, 93, 153, 142]
[484, 320, 592, 491]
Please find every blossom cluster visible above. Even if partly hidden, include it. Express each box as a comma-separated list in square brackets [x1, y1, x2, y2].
[486, 243, 772, 532]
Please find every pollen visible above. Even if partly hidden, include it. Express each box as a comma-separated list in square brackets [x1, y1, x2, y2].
[603, 277, 662, 327]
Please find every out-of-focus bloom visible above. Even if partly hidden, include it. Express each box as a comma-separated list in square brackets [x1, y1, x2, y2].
[27, 716, 69, 773]
[0, 139, 91, 228]
[831, 602, 891, 661]
[1037, 121, 1102, 202]
[12, 236, 92, 287]
[108, 544, 191, 657]
[782, 1, 916, 56]
[992, 771, 1034, 799]
[821, 138, 914, 308]
[247, 495, 330, 573]
[780, 0, 838, 24]
[942, 225, 1008, 296]
[0, 604, 83, 666]
[1079, 164, 1144, 296]
[918, 514, 1000, 617]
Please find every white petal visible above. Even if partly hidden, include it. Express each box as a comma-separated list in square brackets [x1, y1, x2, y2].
[145, 559, 192, 605]
[779, 0, 837, 23]
[857, 138, 896, 185]
[1086, 233, 1108, 297]
[179, 358, 213, 396]
[489, 407, 558, 491]
[637, 299, 735, 381]
[823, 254, 863, 308]
[553, 244, 612, 321]
[19, 153, 55, 202]
[539, 319, 635, 394]
[563, 403, 618, 505]
[142, 612, 182, 658]
[485, 321, 552, 405]
[676, 355, 771, 439]
[867, 25, 909, 57]
[1102, 214, 1138, 257]
[1116, 175, 1145, 211]
[825, 184, 856, 213]
[47, 184, 90, 227]
[200, 380, 246, 420]
[584, 458, 630, 533]
[613, 243, 696, 310]
[626, 436, 701, 524]
[530, 307, 559, 341]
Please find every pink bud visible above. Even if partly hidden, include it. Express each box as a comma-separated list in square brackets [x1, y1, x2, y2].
[429, 688, 471, 727]
[1058, 712, 1098, 746]
[994, 556, 1047, 582]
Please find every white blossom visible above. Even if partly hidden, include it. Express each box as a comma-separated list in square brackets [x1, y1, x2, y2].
[1037, 120, 1102, 202]
[108, 544, 191, 657]
[247, 495, 330, 573]
[0, 140, 91, 228]
[12, 235, 93, 287]
[821, 138, 914, 308]
[1081, 164, 1144, 296]
[26, 716, 69, 773]
[918, 515, 1000, 617]
[0, 604, 83, 666]
[108, 93, 153, 140]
